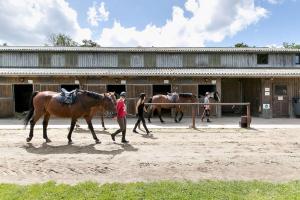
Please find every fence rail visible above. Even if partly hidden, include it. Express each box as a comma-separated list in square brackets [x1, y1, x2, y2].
[145, 102, 251, 128]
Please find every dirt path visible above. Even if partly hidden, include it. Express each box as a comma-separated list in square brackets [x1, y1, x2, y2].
[1, 127, 300, 184]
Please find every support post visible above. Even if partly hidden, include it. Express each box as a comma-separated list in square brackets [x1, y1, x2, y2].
[191, 105, 196, 129]
[246, 103, 251, 128]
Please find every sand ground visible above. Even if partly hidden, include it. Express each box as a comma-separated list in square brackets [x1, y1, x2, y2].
[1, 126, 300, 184]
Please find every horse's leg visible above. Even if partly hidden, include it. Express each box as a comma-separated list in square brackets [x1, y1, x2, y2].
[26, 111, 43, 142]
[147, 106, 153, 123]
[85, 116, 100, 144]
[157, 107, 165, 123]
[43, 113, 51, 143]
[175, 111, 178, 123]
[67, 119, 77, 144]
[178, 110, 184, 122]
[101, 114, 107, 130]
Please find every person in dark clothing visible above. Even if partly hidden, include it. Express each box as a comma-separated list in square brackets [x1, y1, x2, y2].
[133, 93, 150, 135]
[111, 91, 129, 143]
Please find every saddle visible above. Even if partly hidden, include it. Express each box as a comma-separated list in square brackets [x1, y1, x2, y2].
[56, 88, 78, 104]
[167, 92, 179, 103]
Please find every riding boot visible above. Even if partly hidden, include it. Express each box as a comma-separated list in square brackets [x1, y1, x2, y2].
[121, 132, 129, 143]
[133, 121, 139, 133]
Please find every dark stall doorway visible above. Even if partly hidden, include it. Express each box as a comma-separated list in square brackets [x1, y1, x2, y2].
[107, 85, 126, 97]
[14, 84, 33, 113]
[60, 84, 80, 92]
[198, 85, 216, 98]
[152, 84, 172, 117]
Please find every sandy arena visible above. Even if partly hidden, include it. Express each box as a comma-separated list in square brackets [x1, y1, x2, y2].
[1, 123, 300, 184]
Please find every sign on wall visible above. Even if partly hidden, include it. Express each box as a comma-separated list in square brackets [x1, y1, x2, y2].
[263, 104, 270, 109]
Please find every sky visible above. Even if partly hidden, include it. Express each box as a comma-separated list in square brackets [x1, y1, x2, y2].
[0, 0, 299, 47]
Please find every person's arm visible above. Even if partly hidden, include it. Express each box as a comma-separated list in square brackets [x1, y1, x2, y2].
[136, 99, 141, 114]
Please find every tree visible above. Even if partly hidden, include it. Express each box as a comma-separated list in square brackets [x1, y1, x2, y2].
[234, 42, 249, 48]
[283, 42, 300, 49]
[81, 39, 100, 47]
[48, 33, 78, 47]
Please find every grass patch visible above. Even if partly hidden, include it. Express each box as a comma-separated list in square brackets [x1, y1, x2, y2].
[1, 181, 300, 200]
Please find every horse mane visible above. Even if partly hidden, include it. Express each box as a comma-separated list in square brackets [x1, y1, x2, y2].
[82, 90, 101, 100]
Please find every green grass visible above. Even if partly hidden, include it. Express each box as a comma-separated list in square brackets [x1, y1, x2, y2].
[1, 181, 300, 200]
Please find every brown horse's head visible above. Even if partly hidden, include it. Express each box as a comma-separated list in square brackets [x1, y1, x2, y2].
[102, 92, 117, 117]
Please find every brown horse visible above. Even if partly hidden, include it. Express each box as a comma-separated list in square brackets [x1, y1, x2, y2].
[148, 91, 220, 123]
[89, 92, 116, 130]
[24, 90, 117, 144]
[147, 92, 198, 123]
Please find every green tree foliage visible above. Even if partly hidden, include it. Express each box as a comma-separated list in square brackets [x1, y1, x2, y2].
[234, 42, 249, 47]
[81, 39, 100, 47]
[283, 42, 300, 49]
[48, 33, 78, 47]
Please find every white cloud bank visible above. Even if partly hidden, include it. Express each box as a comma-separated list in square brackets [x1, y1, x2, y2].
[87, 2, 109, 27]
[98, 0, 268, 47]
[0, 0, 91, 45]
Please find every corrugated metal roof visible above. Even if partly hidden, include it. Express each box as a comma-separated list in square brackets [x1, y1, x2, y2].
[1, 46, 300, 53]
[1, 67, 300, 77]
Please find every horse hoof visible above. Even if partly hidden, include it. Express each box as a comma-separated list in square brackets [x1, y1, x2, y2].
[45, 138, 52, 143]
[103, 128, 107, 130]
[68, 141, 73, 145]
[26, 137, 32, 142]
[95, 140, 101, 144]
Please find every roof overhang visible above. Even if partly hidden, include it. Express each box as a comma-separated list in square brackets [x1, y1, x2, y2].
[1, 67, 300, 78]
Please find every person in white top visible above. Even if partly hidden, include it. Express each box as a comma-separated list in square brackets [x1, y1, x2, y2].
[201, 92, 211, 122]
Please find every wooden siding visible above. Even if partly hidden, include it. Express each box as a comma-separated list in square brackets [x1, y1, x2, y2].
[156, 54, 183, 67]
[0, 85, 12, 97]
[40, 84, 60, 92]
[208, 54, 221, 67]
[0, 53, 38, 67]
[144, 53, 156, 67]
[195, 54, 209, 67]
[0, 51, 299, 68]
[0, 84, 13, 117]
[51, 53, 65, 67]
[220, 54, 256, 67]
[65, 53, 78, 67]
[130, 54, 144, 67]
[183, 54, 196, 67]
[269, 54, 294, 67]
[78, 53, 118, 67]
[118, 53, 130, 67]
[38, 53, 51, 67]
[0, 98, 14, 117]
[86, 85, 106, 93]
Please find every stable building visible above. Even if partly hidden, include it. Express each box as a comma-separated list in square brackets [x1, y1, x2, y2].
[1, 46, 300, 118]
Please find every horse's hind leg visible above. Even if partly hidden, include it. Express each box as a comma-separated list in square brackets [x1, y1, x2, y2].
[147, 106, 153, 123]
[101, 115, 107, 130]
[157, 107, 165, 123]
[26, 111, 43, 142]
[43, 113, 51, 143]
[67, 119, 77, 144]
[85, 116, 100, 144]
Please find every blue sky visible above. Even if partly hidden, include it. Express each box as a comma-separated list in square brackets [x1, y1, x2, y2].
[0, 0, 299, 47]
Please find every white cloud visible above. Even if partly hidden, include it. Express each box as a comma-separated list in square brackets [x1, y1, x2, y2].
[0, 0, 91, 45]
[266, 0, 283, 4]
[98, 0, 268, 47]
[87, 2, 109, 27]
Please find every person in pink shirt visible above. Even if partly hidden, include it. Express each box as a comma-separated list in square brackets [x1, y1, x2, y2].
[111, 92, 129, 143]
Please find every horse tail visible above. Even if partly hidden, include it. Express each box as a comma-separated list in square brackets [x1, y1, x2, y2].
[24, 91, 39, 127]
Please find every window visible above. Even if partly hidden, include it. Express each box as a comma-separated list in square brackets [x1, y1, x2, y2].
[275, 85, 287, 95]
[257, 54, 268, 65]
[295, 54, 300, 65]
